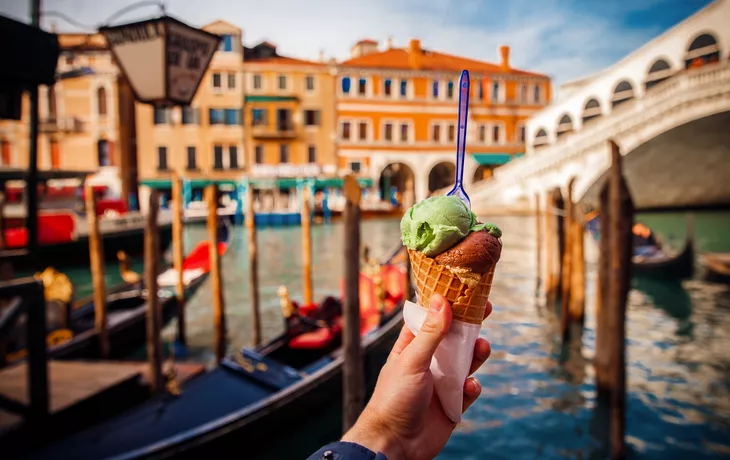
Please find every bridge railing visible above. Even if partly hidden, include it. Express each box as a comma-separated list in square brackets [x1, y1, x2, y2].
[478, 62, 730, 189]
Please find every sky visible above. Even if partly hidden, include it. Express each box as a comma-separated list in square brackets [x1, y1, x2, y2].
[0, 0, 715, 88]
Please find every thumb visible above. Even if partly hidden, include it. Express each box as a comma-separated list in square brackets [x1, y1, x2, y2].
[402, 294, 452, 372]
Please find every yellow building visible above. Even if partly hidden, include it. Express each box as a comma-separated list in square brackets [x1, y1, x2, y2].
[0, 33, 121, 174]
[336, 38, 551, 203]
[243, 41, 337, 178]
[135, 20, 246, 203]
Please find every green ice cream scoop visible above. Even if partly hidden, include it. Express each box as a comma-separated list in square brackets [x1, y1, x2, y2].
[401, 195, 497, 257]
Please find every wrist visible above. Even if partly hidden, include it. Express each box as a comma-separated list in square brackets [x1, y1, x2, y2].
[342, 415, 403, 460]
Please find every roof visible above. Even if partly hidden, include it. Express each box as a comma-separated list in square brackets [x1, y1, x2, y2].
[356, 39, 378, 45]
[57, 33, 107, 51]
[246, 55, 325, 67]
[341, 47, 547, 77]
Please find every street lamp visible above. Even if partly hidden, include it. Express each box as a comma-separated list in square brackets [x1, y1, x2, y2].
[100, 15, 220, 106]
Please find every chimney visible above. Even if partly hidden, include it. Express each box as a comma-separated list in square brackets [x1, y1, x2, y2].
[386, 36, 393, 49]
[319, 49, 325, 63]
[408, 38, 422, 70]
[499, 45, 510, 70]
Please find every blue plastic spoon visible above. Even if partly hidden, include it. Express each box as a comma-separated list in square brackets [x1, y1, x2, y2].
[447, 70, 471, 209]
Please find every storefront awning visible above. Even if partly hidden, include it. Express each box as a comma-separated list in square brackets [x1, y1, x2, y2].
[244, 95, 299, 103]
[140, 176, 373, 190]
[471, 153, 520, 165]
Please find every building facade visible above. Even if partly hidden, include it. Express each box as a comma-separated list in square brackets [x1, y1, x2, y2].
[0, 33, 121, 174]
[336, 38, 551, 203]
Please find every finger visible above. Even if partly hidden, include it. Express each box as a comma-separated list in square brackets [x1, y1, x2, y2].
[401, 294, 452, 372]
[468, 338, 492, 375]
[462, 377, 482, 413]
[482, 301, 493, 321]
[388, 324, 415, 361]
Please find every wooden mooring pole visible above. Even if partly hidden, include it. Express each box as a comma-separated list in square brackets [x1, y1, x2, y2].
[560, 179, 575, 342]
[171, 175, 186, 346]
[568, 208, 586, 328]
[301, 185, 313, 306]
[144, 189, 163, 393]
[535, 193, 542, 299]
[245, 185, 261, 346]
[0, 190, 5, 248]
[545, 188, 564, 307]
[85, 183, 108, 358]
[342, 175, 364, 432]
[207, 185, 226, 363]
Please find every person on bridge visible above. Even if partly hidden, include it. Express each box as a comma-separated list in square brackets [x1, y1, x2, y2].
[307, 293, 492, 460]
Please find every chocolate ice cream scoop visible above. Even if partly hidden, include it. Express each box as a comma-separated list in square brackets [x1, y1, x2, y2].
[434, 228, 502, 273]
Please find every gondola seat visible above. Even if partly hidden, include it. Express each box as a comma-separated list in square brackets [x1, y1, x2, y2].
[288, 323, 341, 350]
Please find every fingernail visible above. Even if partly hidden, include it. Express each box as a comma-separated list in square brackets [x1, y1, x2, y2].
[429, 295, 444, 313]
[466, 377, 481, 393]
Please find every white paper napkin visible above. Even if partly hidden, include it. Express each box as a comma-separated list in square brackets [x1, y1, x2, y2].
[403, 300, 482, 423]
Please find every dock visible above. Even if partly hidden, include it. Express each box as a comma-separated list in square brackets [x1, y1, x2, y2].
[0, 360, 205, 435]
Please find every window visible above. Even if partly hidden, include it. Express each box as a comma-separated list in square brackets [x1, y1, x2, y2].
[384, 123, 393, 142]
[384, 79, 392, 97]
[98, 139, 112, 167]
[255, 145, 264, 164]
[400, 80, 408, 97]
[492, 125, 501, 143]
[220, 34, 233, 52]
[519, 84, 526, 103]
[432, 80, 439, 98]
[253, 74, 262, 90]
[209, 108, 224, 125]
[518, 125, 526, 143]
[358, 78, 367, 96]
[213, 73, 222, 89]
[157, 146, 167, 170]
[447, 81, 455, 99]
[1, 140, 11, 166]
[491, 82, 500, 102]
[351, 161, 361, 173]
[227, 73, 236, 89]
[478, 125, 486, 142]
[341, 121, 351, 140]
[341, 76, 351, 94]
[229, 146, 239, 169]
[358, 122, 368, 141]
[252, 108, 268, 126]
[278, 75, 287, 90]
[182, 106, 198, 125]
[97, 87, 107, 116]
[276, 109, 292, 131]
[224, 108, 241, 125]
[533, 85, 541, 103]
[447, 124, 455, 142]
[187, 146, 197, 170]
[153, 107, 168, 125]
[304, 110, 320, 126]
[48, 85, 56, 119]
[213, 145, 224, 169]
[279, 144, 289, 163]
[431, 124, 441, 142]
[305, 75, 315, 91]
[308, 145, 316, 163]
[399, 123, 408, 142]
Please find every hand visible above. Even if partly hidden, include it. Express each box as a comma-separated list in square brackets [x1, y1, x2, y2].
[342, 294, 492, 460]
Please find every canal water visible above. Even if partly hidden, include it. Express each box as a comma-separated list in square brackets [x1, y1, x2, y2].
[52, 211, 730, 458]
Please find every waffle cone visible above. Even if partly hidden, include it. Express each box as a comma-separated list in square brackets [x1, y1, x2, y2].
[408, 249, 495, 325]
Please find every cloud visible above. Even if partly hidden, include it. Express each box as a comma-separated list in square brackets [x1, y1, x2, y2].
[6, 0, 710, 88]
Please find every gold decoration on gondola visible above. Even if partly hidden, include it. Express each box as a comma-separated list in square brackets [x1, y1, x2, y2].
[277, 285, 296, 318]
[5, 328, 74, 364]
[235, 350, 255, 373]
[164, 359, 182, 396]
[33, 267, 73, 304]
[117, 251, 142, 284]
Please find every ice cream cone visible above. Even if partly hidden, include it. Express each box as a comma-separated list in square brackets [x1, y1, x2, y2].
[408, 249, 495, 325]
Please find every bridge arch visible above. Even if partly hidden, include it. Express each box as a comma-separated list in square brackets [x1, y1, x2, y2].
[582, 97, 602, 124]
[378, 162, 415, 209]
[556, 114, 573, 138]
[611, 79, 635, 108]
[685, 32, 720, 68]
[427, 161, 456, 193]
[645, 57, 674, 90]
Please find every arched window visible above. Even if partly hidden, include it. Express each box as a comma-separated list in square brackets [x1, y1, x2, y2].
[582, 98, 601, 124]
[97, 87, 107, 115]
[534, 128, 548, 148]
[556, 114, 573, 137]
[97, 139, 111, 167]
[612, 80, 634, 108]
[685, 33, 720, 69]
[645, 59, 672, 90]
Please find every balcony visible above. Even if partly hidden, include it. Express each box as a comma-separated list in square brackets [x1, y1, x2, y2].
[251, 124, 297, 139]
[250, 163, 321, 178]
[39, 117, 85, 134]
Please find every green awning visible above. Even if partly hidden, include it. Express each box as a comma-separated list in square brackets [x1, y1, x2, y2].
[141, 176, 374, 190]
[244, 95, 299, 103]
[472, 153, 518, 165]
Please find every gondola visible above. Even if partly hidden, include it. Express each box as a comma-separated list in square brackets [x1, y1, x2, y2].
[22, 245, 408, 460]
[702, 252, 730, 283]
[3, 221, 231, 363]
[586, 213, 695, 280]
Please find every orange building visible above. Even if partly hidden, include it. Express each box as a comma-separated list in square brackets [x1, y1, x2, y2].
[336, 38, 551, 203]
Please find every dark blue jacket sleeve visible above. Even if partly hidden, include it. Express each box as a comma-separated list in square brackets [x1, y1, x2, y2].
[306, 441, 387, 460]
